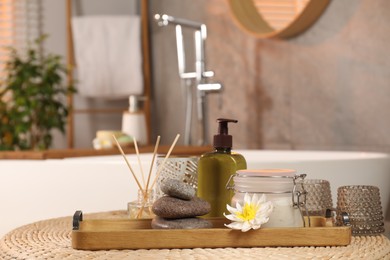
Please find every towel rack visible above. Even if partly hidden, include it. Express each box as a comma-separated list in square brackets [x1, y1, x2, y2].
[65, 0, 152, 148]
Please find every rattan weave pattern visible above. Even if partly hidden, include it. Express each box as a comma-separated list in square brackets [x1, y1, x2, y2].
[0, 211, 389, 260]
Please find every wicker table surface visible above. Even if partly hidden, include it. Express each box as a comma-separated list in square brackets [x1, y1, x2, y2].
[1, 211, 389, 260]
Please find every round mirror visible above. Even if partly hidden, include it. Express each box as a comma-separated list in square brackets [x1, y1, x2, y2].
[228, 0, 331, 38]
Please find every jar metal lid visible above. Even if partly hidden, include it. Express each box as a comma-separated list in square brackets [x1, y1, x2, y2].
[227, 169, 300, 193]
[236, 169, 296, 178]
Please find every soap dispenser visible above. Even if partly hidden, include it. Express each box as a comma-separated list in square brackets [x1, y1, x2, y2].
[197, 118, 247, 217]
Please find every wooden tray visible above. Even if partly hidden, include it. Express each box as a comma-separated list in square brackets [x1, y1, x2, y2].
[71, 211, 351, 250]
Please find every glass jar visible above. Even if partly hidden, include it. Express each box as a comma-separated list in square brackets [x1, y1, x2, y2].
[127, 189, 156, 219]
[227, 169, 307, 228]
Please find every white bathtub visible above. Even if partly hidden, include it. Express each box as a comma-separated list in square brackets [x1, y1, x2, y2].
[1, 149, 389, 238]
[240, 150, 390, 210]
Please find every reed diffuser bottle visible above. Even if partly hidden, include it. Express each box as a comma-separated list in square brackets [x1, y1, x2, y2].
[197, 118, 247, 217]
[127, 189, 155, 219]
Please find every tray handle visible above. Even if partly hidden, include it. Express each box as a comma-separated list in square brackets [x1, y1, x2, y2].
[73, 210, 83, 230]
[340, 212, 351, 226]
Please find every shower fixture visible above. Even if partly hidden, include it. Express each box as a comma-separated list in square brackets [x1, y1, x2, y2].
[155, 14, 222, 146]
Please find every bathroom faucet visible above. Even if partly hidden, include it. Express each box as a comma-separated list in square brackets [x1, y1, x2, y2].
[155, 14, 223, 146]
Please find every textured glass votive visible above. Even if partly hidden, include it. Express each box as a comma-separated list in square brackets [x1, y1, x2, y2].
[155, 155, 199, 198]
[127, 189, 156, 219]
[299, 179, 333, 216]
[336, 185, 385, 236]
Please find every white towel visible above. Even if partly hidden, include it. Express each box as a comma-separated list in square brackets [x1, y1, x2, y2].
[71, 15, 143, 99]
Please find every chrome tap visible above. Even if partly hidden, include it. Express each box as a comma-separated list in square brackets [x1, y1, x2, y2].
[155, 14, 223, 145]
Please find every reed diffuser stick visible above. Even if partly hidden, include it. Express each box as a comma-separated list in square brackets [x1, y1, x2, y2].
[137, 135, 160, 219]
[113, 135, 143, 191]
[133, 137, 146, 187]
[145, 135, 161, 192]
[150, 134, 180, 189]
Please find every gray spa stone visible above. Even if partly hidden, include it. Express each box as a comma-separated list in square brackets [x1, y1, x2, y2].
[151, 216, 213, 229]
[160, 178, 195, 200]
[152, 196, 211, 218]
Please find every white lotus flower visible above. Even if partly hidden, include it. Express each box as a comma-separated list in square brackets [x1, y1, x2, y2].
[224, 193, 273, 232]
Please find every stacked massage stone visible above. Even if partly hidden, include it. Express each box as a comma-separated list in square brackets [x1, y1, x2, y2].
[151, 178, 212, 229]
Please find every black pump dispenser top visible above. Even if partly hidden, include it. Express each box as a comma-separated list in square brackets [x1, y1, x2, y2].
[213, 118, 238, 149]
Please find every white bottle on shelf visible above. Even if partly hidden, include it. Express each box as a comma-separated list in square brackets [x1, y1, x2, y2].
[121, 95, 147, 145]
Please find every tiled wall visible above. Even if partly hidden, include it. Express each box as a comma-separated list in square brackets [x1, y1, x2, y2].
[151, 0, 390, 153]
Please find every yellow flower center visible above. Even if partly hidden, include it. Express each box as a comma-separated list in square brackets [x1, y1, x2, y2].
[236, 203, 257, 221]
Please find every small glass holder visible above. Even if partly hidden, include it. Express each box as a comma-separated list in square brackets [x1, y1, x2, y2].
[127, 189, 156, 219]
[298, 179, 333, 216]
[336, 185, 385, 236]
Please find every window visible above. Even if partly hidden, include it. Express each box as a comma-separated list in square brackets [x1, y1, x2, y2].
[0, 0, 42, 78]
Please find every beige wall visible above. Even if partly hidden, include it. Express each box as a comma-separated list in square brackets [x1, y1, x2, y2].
[43, 0, 390, 153]
[152, 0, 390, 152]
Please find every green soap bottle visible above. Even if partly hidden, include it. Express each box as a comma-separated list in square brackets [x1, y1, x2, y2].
[197, 118, 247, 217]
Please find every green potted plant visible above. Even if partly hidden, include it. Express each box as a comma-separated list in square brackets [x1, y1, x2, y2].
[0, 35, 75, 150]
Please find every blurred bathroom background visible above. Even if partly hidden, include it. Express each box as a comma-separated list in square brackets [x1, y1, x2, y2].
[20, 0, 390, 152]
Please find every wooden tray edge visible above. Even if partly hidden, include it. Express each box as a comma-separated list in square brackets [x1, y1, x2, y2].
[72, 223, 352, 250]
